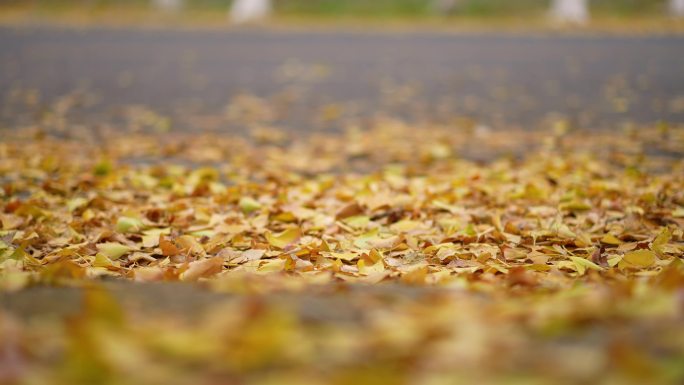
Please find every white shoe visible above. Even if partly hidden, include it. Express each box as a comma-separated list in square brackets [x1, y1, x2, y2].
[230, 0, 272, 24]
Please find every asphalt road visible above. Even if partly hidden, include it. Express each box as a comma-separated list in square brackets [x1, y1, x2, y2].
[1, 27, 683, 131]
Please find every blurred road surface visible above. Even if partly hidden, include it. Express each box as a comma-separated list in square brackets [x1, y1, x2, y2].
[1, 27, 683, 131]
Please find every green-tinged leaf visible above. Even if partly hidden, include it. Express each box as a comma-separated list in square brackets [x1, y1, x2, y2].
[67, 197, 89, 212]
[570, 256, 603, 275]
[239, 197, 262, 214]
[390, 220, 423, 233]
[93, 159, 113, 176]
[93, 253, 117, 268]
[353, 228, 380, 249]
[96, 243, 133, 260]
[342, 215, 370, 229]
[556, 224, 576, 239]
[116, 216, 144, 233]
[190, 230, 216, 238]
[559, 200, 591, 211]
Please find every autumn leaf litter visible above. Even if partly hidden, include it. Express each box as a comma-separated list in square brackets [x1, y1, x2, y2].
[1, 120, 684, 384]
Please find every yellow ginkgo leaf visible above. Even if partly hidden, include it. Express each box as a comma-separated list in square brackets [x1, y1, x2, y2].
[180, 257, 223, 282]
[116, 216, 144, 233]
[239, 197, 262, 214]
[358, 258, 385, 275]
[651, 228, 671, 258]
[601, 234, 622, 245]
[258, 258, 286, 273]
[620, 250, 656, 269]
[265, 228, 301, 249]
[570, 256, 603, 276]
[390, 220, 423, 233]
[96, 243, 133, 260]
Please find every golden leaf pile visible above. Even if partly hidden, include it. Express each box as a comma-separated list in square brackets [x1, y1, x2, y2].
[1, 122, 683, 384]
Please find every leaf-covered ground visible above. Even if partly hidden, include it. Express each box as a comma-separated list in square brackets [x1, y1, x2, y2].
[1, 122, 684, 384]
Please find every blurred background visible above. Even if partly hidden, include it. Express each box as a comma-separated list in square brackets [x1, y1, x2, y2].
[1, 1, 683, 139]
[0, 0, 682, 28]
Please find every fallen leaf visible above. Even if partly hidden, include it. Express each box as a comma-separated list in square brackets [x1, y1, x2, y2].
[265, 228, 301, 250]
[239, 197, 262, 214]
[601, 234, 622, 245]
[96, 243, 133, 260]
[336, 202, 363, 220]
[180, 257, 223, 281]
[651, 228, 671, 258]
[620, 250, 656, 269]
[160, 237, 180, 257]
[116, 216, 144, 233]
[176, 235, 206, 256]
[570, 256, 603, 275]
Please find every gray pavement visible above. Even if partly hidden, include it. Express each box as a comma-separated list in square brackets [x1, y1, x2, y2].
[1, 27, 683, 131]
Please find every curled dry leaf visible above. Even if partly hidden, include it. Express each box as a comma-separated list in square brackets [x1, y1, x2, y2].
[180, 257, 224, 281]
[265, 228, 301, 250]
